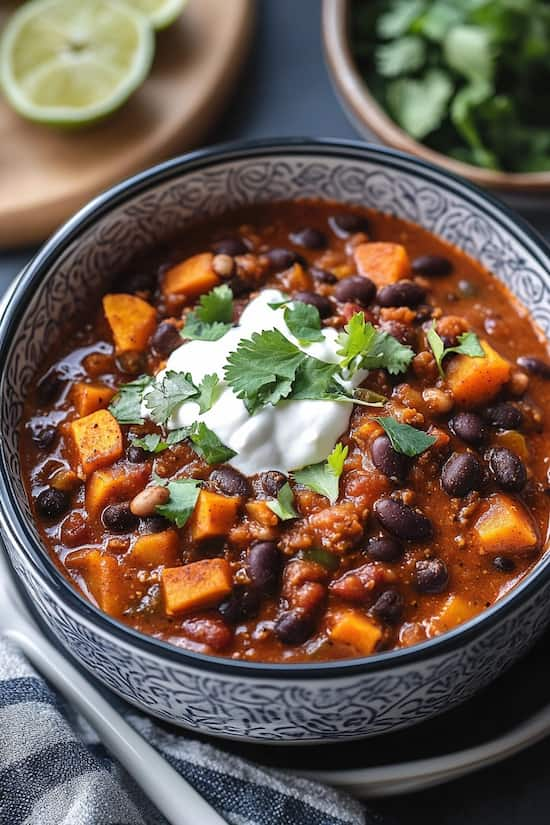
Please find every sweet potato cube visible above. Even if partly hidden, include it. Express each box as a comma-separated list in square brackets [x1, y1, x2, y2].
[102, 294, 157, 355]
[130, 530, 179, 567]
[162, 252, 220, 299]
[72, 381, 116, 417]
[64, 409, 123, 479]
[446, 340, 510, 407]
[245, 500, 279, 527]
[161, 558, 232, 616]
[86, 464, 150, 518]
[76, 549, 125, 616]
[353, 242, 410, 286]
[433, 595, 478, 632]
[191, 490, 240, 541]
[331, 611, 382, 655]
[474, 494, 538, 555]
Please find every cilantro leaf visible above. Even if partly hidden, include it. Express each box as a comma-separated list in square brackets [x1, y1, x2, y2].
[224, 329, 305, 414]
[266, 482, 299, 521]
[155, 478, 201, 528]
[427, 324, 485, 377]
[293, 442, 348, 504]
[361, 330, 414, 375]
[284, 302, 324, 345]
[375, 416, 436, 457]
[290, 357, 342, 401]
[376, 35, 425, 77]
[144, 371, 198, 424]
[196, 374, 220, 414]
[109, 375, 153, 424]
[337, 312, 413, 375]
[386, 68, 454, 140]
[188, 422, 236, 465]
[130, 429, 188, 454]
[337, 312, 377, 370]
[182, 284, 233, 341]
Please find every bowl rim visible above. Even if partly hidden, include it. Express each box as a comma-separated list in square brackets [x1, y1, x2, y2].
[322, 0, 550, 193]
[1, 135, 550, 680]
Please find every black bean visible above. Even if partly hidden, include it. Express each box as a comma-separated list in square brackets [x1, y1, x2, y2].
[441, 452, 483, 497]
[127, 444, 148, 463]
[334, 275, 376, 306]
[210, 465, 250, 498]
[517, 356, 550, 379]
[258, 470, 287, 498]
[415, 558, 449, 594]
[493, 556, 516, 573]
[212, 237, 248, 256]
[412, 255, 452, 277]
[484, 403, 523, 431]
[329, 213, 369, 238]
[449, 412, 487, 445]
[102, 503, 139, 533]
[151, 322, 182, 357]
[377, 280, 426, 308]
[248, 541, 281, 593]
[289, 227, 327, 250]
[379, 320, 417, 348]
[310, 266, 337, 284]
[36, 487, 70, 520]
[274, 609, 317, 645]
[366, 535, 404, 563]
[140, 515, 171, 534]
[371, 589, 403, 624]
[227, 275, 250, 297]
[266, 248, 300, 271]
[374, 497, 433, 541]
[371, 435, 410, 481]
[487, 447, 527, 492]
[37, 370, 63, 405]
[219, 585, 260, 624]
[293, 291, 333, 318]
[29, 422, 57, 450]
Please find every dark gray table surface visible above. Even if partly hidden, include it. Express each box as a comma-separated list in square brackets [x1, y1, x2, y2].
[2, 1, 549, 823]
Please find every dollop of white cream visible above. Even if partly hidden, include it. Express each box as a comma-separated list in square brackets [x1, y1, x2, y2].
[145, 289, 364, 475]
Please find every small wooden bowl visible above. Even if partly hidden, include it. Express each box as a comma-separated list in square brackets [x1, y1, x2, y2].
[322, 0, 550, 194]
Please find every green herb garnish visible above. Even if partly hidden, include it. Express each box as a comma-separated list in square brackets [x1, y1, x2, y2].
[426, 323, 485, 378]
[337, 312, 414, 375]
[144, 371, 199, 424]
[266, 482, 299, 521]
[182, 284, 233, 341]
[155, 478, 201, 528]
[283, 302, 324, 345]
[109, 375, 153, 425]
[292, 443, 348, 504]
[195, 374, 221, 414]
[298, 548, 340, 572]
[188, 422, 236, 465]
[375, 416, 436, 457]
[130, 429, 188, 454]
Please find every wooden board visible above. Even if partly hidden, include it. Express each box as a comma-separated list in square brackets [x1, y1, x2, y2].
[0, 0, 255, 248]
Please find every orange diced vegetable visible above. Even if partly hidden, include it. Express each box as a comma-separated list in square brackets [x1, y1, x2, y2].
[353, 242, 410, 286]
[474, 493, 538, 555]
[86, 464, 150, 518]
[64, 409, 123, 479]
[446, 340, 510, 407]
[245, 500, 279, 527]
[72, 381, 116, 417]
[161, 558, 232, 616]
[331, 611, 382, 655]
[162, 252, 220, 298]
[73, 549, 125, 616]
[431, 595, 477, 633]
[130, 530, 179, 567]
[102, 293, 157, 355]
[281, 262, 310, 291]
[190, 490, 240, 541]
[494, 430, 529, 461]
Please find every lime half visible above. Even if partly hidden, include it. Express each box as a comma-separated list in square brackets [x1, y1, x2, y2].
[0, 0, 155, 126]
[132, 0, 188, 30]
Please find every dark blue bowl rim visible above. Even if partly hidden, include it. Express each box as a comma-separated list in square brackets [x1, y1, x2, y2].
[1, 136, 550, 680]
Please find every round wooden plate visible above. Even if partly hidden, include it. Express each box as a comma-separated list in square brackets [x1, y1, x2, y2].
[0, 0, 255, 248]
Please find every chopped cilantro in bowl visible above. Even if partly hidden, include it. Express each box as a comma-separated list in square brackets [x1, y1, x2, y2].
[350, 0, 550, 173]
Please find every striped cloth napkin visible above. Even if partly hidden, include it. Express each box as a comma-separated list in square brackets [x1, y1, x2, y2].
[0, 638, 380, 825]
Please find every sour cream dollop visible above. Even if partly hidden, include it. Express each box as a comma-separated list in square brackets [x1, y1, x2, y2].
[144, 289, 364, 475]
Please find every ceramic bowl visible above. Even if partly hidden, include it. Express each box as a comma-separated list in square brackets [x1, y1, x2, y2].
[1, 139, 550, 744]
[322, 0, 550, 198]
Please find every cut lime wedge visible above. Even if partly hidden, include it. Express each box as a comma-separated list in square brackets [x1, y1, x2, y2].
[132, 0, 188, 30]
[0, 0, 155, 126]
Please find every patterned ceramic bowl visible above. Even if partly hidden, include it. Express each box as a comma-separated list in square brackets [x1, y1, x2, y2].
[1, 139, 550, 744]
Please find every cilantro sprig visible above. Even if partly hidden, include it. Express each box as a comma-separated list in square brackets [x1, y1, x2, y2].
[426, 323, 485, 378]
[130, 429, 188, 454]
[155, 477, 201, 528]
[266, 482, 299, 521]
[292, 442, 349, 504]
[337, 312, 414, 375]
[375, 416, 436, 457]
[283, 302, 324, 345]
[182, 284, 233, 341]
[109, 375, 153, 425]
[144, 371, 220, 425]
[188, 422, 236, 464]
